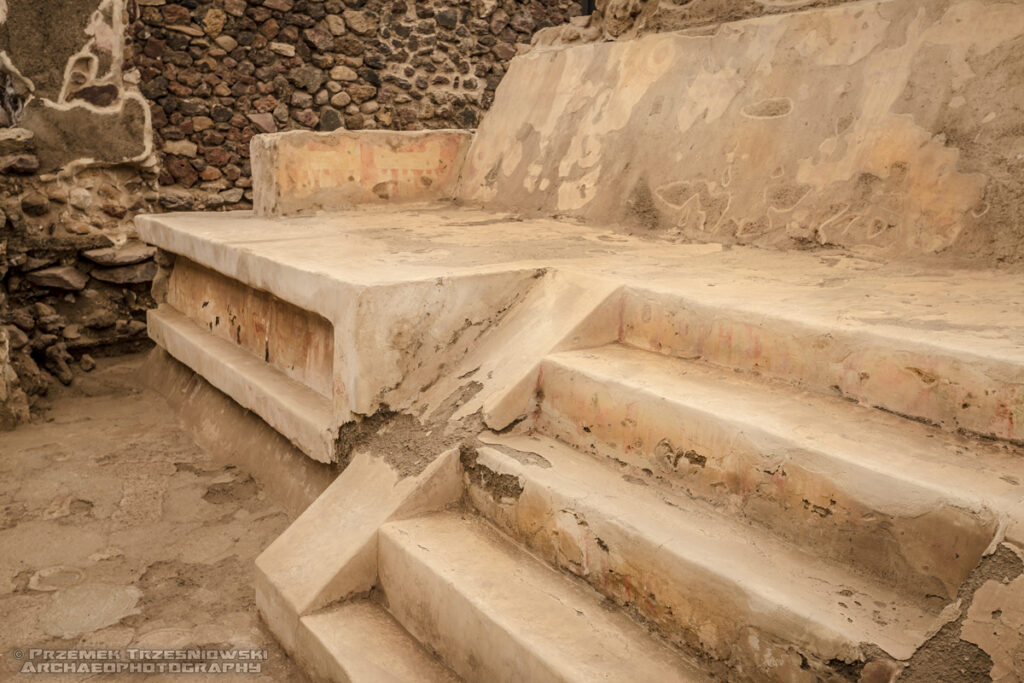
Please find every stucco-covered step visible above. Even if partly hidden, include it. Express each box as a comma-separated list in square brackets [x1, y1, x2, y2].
[377, 512, 707, 683]
[534, 344, 1020, 601]
[148, 305, 338, 462]
[296, 601, 462, 683]
[619, 287, 1024, 444]
[465, 433, 940, 681]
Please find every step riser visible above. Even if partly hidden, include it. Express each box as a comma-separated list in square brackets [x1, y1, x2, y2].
[148, 305, 338, 463]
[378, 528, 581, 683]
[167, 256, 335, 399]
[534, 359, 997, 600]
[620, 289, 1024, 444]
[295, 603, 461, 683]
[463, 449, 857, 681]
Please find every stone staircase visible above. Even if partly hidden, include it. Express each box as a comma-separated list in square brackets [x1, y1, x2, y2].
[136, 0, 1024, 679]
[230, 253, 1024, 681]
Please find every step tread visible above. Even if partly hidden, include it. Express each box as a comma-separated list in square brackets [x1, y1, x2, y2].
[300, 601, 461, 683]
[148, 305, 336, 462]
[543, 343, 1024, 534]
[380, 512, 709, 683]
[476, 431, 942, 661]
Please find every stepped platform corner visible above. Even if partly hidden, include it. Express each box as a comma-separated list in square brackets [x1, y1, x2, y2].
[136, 0, 1024, 679]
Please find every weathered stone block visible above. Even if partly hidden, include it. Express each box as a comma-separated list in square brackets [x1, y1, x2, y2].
[251, 129, 472, 217]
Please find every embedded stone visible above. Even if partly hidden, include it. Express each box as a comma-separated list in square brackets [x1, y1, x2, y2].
[163, 140, 198, 157]
[220, 188, 245, 204]
[163, 4, 191, 23]
[166, 157, 199, 187]
[304, 28, 334, 51]
[264, 0, 294, 11]
[330, 65, 358, 81]
[82, 309, 118, 330]
[21, 192, 50, 216]
[290, 65, 325, 93]
[1, 154, 40, 175]
[214, 34, 238, 51]
[0, 128, 34, 155]
[203, 8, 226, 36]
[330, 91, 352, 108]
[270, 42, 296, 57]
[343, 10, 378, 35]
[82, 241, 157, 267]
[348, 84, 377, 103]
[90, 262, 158, 285]
[26, 266, 89, 291]
[325, 15, 346, 36]
[248, 112, 278, 134]
[319, 108, 344, 131]
[4, 326, 29, 350]
[436, 9, 458, 30]
[159, 189, 195, 211]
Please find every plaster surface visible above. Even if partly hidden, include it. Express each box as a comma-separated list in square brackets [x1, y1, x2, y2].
[252, 130, 472, 218]
[0, 0, 152, 174]
[459, 0, 1024, 260]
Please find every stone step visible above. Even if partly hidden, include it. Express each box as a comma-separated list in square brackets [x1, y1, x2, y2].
[534, 344, 1022, 600]
[296, 601, 461, 683]
[466, 433, 941, 680]
[619, 286, 1024, 444]
[148, 305, 337, 462]
[377, 512, 708, 683]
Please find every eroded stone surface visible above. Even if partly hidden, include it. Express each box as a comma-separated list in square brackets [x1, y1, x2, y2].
[0, 0, 152, 174]
[252, 129, 472, 217]
[39, 583, 142, 639]
[961, 544, 1024, 682]
[460, 0, 1024, 260]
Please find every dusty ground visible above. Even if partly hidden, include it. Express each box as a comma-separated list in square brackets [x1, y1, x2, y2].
[0, 352, 305, 681]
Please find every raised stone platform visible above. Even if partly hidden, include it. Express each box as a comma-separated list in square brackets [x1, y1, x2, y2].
[138, 204, 1024, 448]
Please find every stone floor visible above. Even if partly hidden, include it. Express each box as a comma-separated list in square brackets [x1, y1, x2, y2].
[0, 352, 305, 681]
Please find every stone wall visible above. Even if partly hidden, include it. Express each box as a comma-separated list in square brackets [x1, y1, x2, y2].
[129, 0, 580, 212]
[0, 0, 161, 427]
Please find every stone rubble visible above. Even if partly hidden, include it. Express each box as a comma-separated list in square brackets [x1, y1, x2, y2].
[0, 234, 158, 424]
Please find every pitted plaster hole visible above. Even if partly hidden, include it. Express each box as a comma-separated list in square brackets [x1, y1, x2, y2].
[742, 97, 793, 119]
[29, 566, 85, 592]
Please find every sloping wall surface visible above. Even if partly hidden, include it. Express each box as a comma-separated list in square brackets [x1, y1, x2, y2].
[459, 0, 1024, 260]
